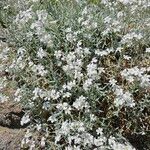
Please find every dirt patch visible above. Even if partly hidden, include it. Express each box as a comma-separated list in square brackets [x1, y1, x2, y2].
[0, 126, 25, 150]
[0, 102, 25, 128]
[0, 102, 26, 149]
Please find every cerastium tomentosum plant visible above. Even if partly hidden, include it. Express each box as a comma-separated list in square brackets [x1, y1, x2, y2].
[1, 0, 150, 149]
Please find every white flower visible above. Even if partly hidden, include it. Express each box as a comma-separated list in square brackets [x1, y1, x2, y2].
[54, 50, 62, 59]
[83, 78, 93, 91]
[82, 19, 90, 27]
[36, 10, 48, 22]
[91, 22, 98, 28]
[57, 102, 71, 114]
[78, 124, 85, 132]
[47, 115, 57, 123]
[87, 61, 98, 79]
[121, 67, 145, 78]
[82, 133, 94, 146]
[118, 0, 130, 5]
[66, 33, 76, 42]
[123, 91, 135, 107]
[104, 16, 111, 23]
[114, 88, 135, 107]
[41, 137, 46, 147]
[94, 138, 105, 147]
[42, 101, 51, 110]
[117, 11, 124, 18]
[66, 52, 76, 62]
[36, 64, 48, 76]
[55, 134, 61, 144]
[96, 128, 103, 135]
[63, 92, 72, 98]
[65, 27, 72, 33]
[82, 7, 88, 15]
[114, 86, 123, 96]
[14, 95, 22, 102]
[37, 47, 47, 58]
[98, 67, 105, 74]
[127, 76, 134, 83]
[29, 64, 47, 76]
[26, 32, 33, 40]
[78, 17, 84, 24]
[30, 21, 43, 31]
[60, 121, 71, 135]
[146, 48, 150, 53]
[14, 88, 21, 96]
[74, 137, 82, 145]
[15, 8, 33, 25]
[116, 47, 123, 52]
[121, 32, 143, 44]
[21, 114, 30, 126]
[40, 34, 52, 46]
[70, 121, 85, 132]
[33, 87, 42, 100]
[140, 74, 150, 87]
[73, 95, 89, 110]
[83, 48, 91, 55]
[30, 141, 36, 150]
[49, 89, 60, 100]
[90, 114, 97, 121]
[115, 97, 124, 107]
[108, 136, 136, 150]
[123, 55, 131, 60]
[109, 79, 117, 87]
[95, 49, 108, 56]
[66, 80, 76, 90]
[17, 47, 26, 56]
[36, 124, 42, 131]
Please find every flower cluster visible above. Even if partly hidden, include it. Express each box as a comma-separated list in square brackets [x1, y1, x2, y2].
[1, 0, 150, 149]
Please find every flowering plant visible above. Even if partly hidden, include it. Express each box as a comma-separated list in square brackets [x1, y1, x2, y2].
[1, 0, 150, 149]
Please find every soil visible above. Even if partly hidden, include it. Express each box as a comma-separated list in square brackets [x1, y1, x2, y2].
[0, 126, 25, 150]
[0, 102, 25, 128]
[0, 102, 25, 150]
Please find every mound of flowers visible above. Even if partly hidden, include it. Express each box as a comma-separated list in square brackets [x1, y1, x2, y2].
[1, 0, 150, 149]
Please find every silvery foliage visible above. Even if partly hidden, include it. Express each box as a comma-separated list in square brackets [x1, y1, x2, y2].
[1, 0, 150, 149]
